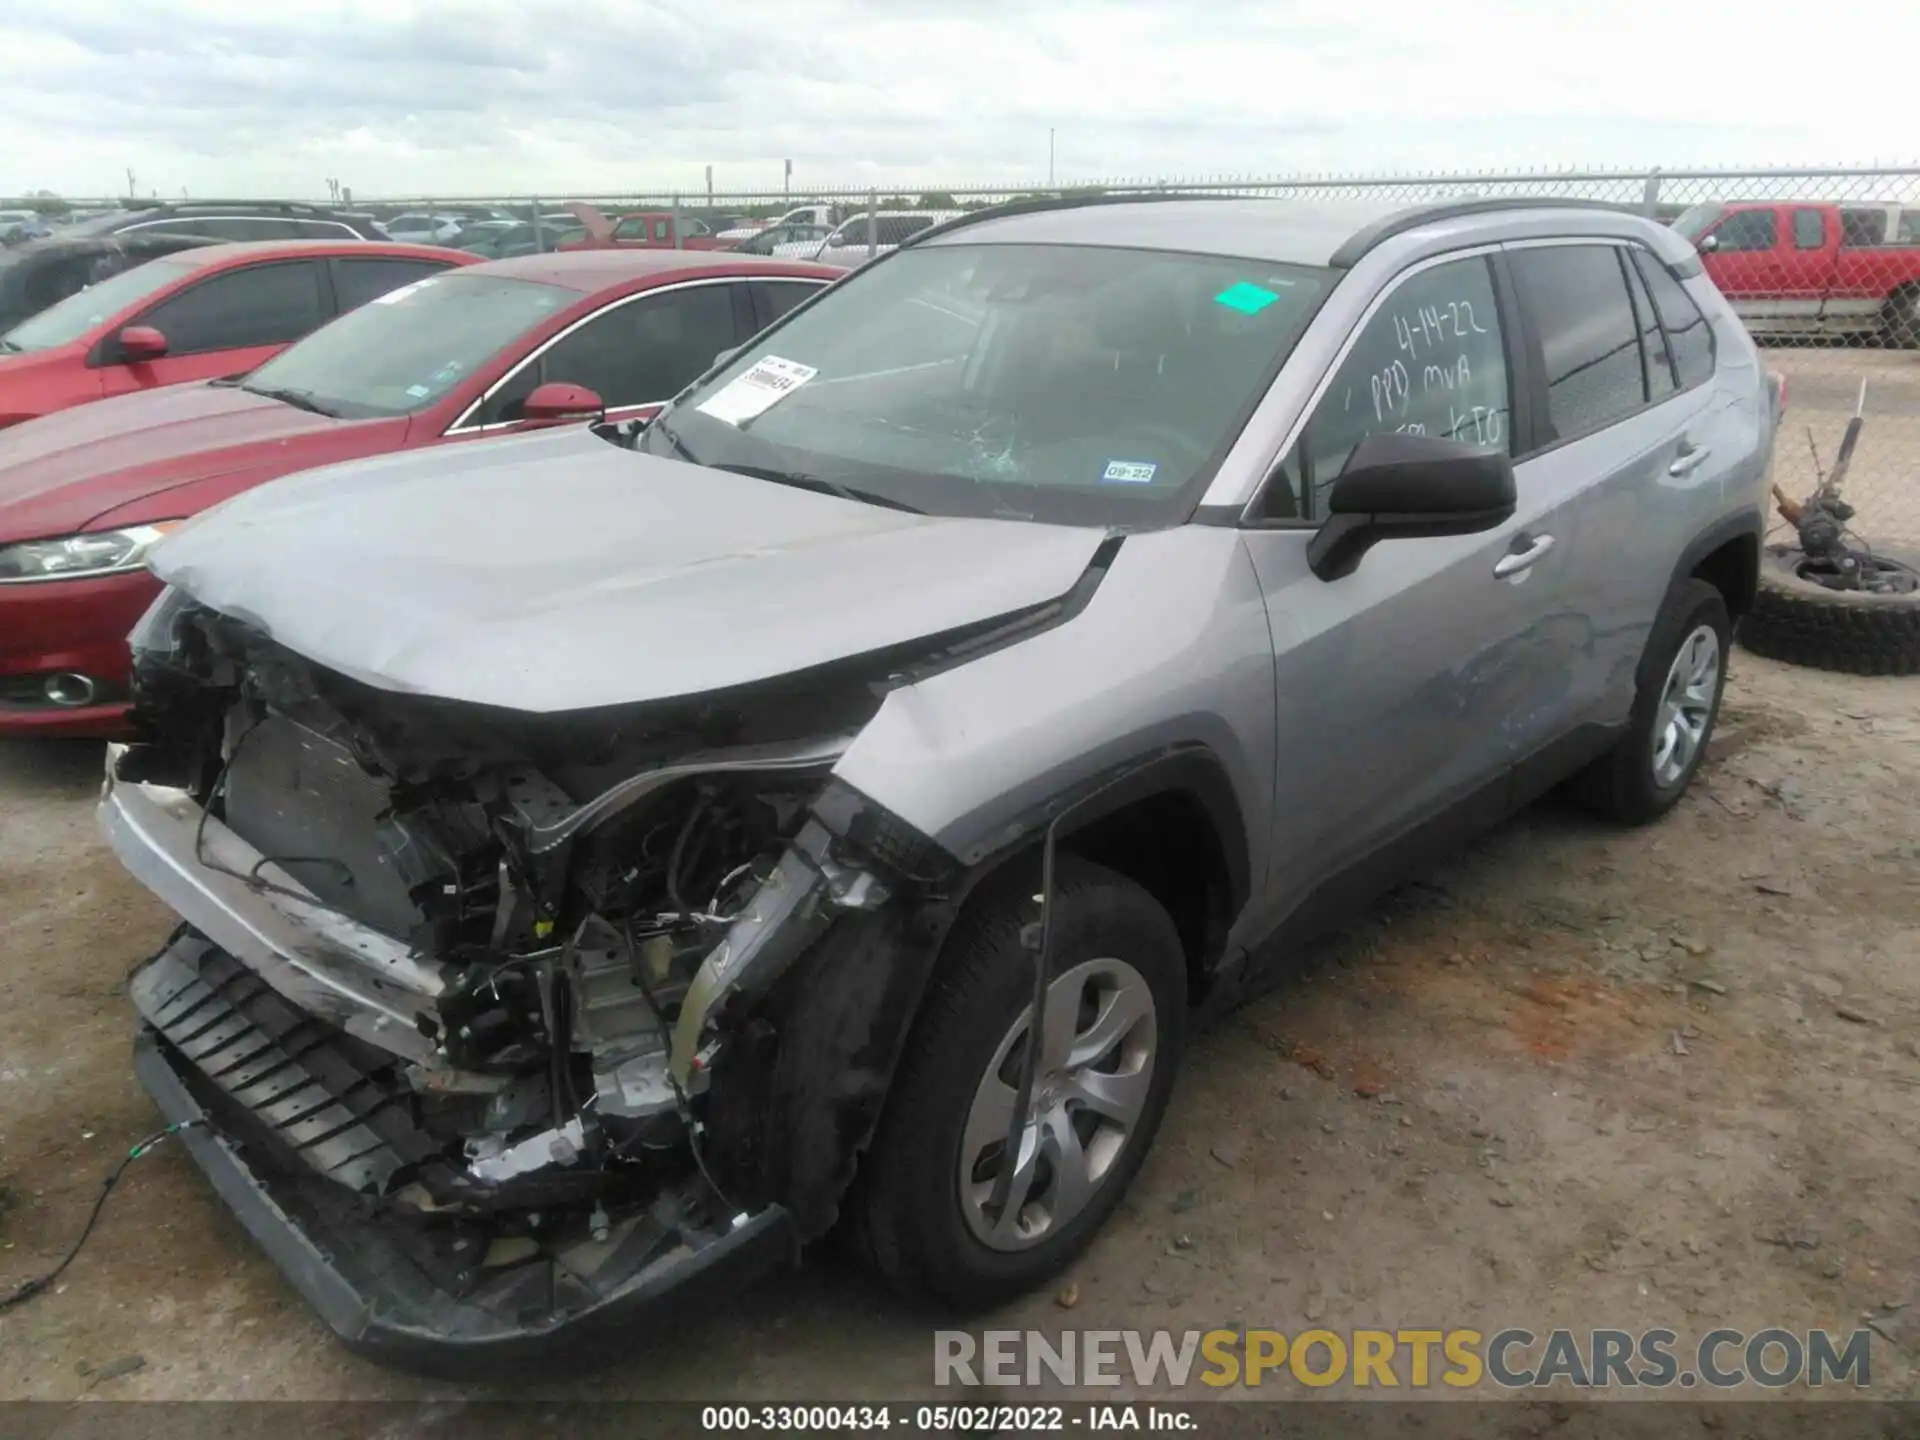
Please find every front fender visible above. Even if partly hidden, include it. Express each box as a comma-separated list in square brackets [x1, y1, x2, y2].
[831, 525, 1275, 899]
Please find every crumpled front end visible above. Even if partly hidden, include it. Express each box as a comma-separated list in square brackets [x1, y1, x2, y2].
[103, 589, 948, 1371]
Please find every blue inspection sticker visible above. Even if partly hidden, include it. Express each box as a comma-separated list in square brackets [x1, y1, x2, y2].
[1215, 281, 1281, 315]
[1101, 460, 1158, 484]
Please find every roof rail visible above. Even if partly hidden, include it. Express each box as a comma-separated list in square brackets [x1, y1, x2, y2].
[133, 200, 335, 216]
[1326, 197, 1642, 268]
[900, 189, 1235, 250]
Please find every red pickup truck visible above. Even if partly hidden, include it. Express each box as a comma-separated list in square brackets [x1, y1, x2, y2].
[560, 211, 727, 252]
[1674, 201, 1920, 344]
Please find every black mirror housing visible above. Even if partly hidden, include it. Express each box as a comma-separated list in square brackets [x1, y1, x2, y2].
[1306, 432, 1516, 582]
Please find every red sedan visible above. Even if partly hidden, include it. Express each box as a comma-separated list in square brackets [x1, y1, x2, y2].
[0, 249, 842, 736]
[0, 240, 474, 429]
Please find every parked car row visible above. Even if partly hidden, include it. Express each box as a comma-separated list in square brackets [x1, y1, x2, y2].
[0, 244, 841, 731]
[13, 194, 1778, 1372]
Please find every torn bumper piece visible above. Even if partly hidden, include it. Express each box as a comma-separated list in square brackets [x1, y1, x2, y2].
[133, 1013, 795, 1373]
[98, 745, 446, 1065]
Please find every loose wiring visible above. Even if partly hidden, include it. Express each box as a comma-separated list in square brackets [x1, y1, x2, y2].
[0, 1121, 204, 1314]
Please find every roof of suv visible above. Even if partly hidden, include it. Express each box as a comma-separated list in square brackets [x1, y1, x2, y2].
[915, 195, 1698, 273]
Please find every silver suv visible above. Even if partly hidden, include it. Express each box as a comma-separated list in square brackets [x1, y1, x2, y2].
[102, 196, 1774, 1371]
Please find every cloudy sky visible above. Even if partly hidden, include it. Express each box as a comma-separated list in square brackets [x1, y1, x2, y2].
[1, 0, 1913, 202]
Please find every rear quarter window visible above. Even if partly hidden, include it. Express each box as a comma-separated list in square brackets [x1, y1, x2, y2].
[1507, 244, 1646, 445]
[1631, 251, 1715, 392]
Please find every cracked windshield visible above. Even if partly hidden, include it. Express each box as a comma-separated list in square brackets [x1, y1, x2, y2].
[650, 242, 1330, 524]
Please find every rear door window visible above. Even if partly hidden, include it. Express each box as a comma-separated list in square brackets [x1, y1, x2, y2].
[478, 282, 743, 423]
[1839, 209, 1889, 248]
[752, 280, 826, 327]
[1507, 244, 1645, 445]
[135, 259, 328, 354]
[1791, 209, 1825, 249]
[331, 257, 452, 312]
[1631, 251, 1715, 392]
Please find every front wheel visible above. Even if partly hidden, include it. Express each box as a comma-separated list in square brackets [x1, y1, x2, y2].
[853, 858, 1187, 1308]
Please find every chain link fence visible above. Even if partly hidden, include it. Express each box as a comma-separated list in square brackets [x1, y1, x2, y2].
[45, 165, 1920, 546]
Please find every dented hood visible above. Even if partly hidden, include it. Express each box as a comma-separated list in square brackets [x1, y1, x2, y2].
[148, 425, 1109, 712]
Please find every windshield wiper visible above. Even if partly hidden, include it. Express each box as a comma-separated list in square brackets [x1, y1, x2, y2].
[649, 416, 699, 463]
[242, 384, 341, 417]
[708, 462, 923, 515]
[649, 417, 920, 513]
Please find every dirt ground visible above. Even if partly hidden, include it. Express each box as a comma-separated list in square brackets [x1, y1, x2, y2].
[0, 652, 1916, 1407]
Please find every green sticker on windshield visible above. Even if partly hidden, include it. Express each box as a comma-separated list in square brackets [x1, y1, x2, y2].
[1215, 281, 1281, 315]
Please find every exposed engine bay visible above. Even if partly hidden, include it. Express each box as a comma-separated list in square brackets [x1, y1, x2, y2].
[104, 591, 982, 1360]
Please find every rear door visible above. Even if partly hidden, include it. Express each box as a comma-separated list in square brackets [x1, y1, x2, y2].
[1498, 240, 1726, 794]
[96, 258, 329, 397]
[452, 278, 750, 433]
[1827, 206, 1902, 332]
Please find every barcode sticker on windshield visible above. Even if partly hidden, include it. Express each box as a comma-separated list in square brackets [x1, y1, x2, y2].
[696, 356, 818, 426]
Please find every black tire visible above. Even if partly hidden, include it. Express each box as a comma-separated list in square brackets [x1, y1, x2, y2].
[1882, 286, 1920, 348]
[1571, 578, 1731, 825]
[852, 857, 1186, 1309]
[1738, 544, 1920, 676]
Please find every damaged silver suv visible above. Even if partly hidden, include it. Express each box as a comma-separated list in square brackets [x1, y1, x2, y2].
[102, 195, 1775, 1370]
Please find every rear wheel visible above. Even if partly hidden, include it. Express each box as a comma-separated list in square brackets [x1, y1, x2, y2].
[1571, 578, 1730, 825]
[1882, 286, 1920, 348]
[853, 858, 1186, 1308]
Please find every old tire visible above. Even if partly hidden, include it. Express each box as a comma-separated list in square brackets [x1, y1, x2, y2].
[1737, 544, 1920, 676]
[853, 857, 1186, 1310]
[1570, 578, 1730, 825]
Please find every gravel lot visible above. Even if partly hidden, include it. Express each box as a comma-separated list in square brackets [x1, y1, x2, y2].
[1, 650, 1915, 1407]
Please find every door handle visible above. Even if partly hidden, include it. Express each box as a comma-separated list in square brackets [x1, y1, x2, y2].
[1493, 532, 1555, 578]
[1669, 441, 1712, 476]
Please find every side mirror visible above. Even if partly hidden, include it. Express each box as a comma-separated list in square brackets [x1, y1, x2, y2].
[1697, 233, 1720, 254]
[521, 381, 605, 424]
[118, 325, 169, 362]
[1306, 433, 1516, 582]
